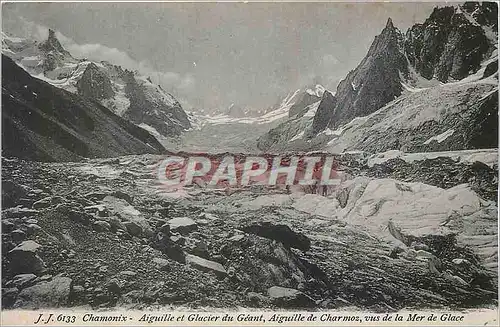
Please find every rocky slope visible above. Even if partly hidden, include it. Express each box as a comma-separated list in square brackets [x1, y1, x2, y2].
[2, 30, 191, 138]
[1, 152, 497, 310]
[257, 2, 498, 152]
[323, 76, 498, 154]
[1, 55, 166, 162]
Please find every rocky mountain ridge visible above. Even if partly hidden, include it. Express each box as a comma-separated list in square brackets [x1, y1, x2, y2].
[2, 30, 192, 138]
[257, 2, 498, 152]
[405, 3, 496, 82]
[2, 54, 166, 162]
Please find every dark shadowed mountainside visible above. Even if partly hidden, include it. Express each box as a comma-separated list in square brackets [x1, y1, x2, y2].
[1, 55, 166, 162]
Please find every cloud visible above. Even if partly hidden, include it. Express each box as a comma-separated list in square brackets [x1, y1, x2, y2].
[65, 43, 140, 69]
[57, 34, 197, 97]
[321, 54, 339, 69]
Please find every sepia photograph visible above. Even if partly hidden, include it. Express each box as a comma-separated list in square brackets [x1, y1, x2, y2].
[1, 1, 498, 325]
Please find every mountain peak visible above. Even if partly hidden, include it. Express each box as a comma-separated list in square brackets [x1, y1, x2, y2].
[39, 28, 68, 55]
[48, 29, 56, 40]
[386, 17, 394, 28]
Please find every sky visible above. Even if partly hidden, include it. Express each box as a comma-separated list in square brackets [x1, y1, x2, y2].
[2, 2, 443, 112]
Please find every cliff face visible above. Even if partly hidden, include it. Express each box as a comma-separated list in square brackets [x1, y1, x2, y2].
[310, 91, 337, 135]
[76, 63, 115, 101]
[404, 5, 492, 82]
[315, 3, 497, 133]
[327, 19, 409, 130]
[122, 70, 191, 137]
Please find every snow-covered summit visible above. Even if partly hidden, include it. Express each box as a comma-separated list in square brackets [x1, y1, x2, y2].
[2, 30, 191, 138]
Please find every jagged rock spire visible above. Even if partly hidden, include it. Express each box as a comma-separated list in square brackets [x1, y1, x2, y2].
[39, 28, 68, 55]
[386, 17, 394, 28]
[48, 29, 56, 40]
[317, 16, 408, 130]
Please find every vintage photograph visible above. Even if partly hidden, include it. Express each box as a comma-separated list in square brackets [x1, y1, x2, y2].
[1, 0, 498, 322]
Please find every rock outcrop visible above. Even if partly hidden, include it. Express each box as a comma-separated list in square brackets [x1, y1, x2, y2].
[327, 18, 409, 129]
[404, 5, 492, 82]
[310, 90, 337, 135]
[122, 70, 191, 137]
[14, 277, 72, 309]
[76, 63, 115, 101]
[288, 91, 321, 118]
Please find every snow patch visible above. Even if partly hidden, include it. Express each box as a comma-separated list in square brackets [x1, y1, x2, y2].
[315, 84, 326, 97]
[289, 131, 305, 142]
[367, 149, 498, 168]
[303, 101, 321, 118]
[292, 177, 498, 271]
[423, 129, 455, 145]
[102, 80, 130, 116]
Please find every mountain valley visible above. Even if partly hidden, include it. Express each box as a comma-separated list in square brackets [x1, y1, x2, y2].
[1, 2, 498, 316]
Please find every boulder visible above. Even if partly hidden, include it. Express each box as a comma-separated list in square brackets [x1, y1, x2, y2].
[2, 287, 19, 308]
[152, 257, 170, 271]
[168, 217, 197, 235]
[32, 197, 53, 209]
[119, 271, 137, 278]
[267, 286, 315, 308]
[241, 222, 311, 251]
[482, 60, 498, 79]
[158, 223, 171, 235]
[123, 221, 142, 237]
[93, 220, 111, 232]
[10, 274, 38, 289]
[14, 277, 72, 309]
[106, 278, 122, 295]
[218, 234, 328, 291]
[185, 254, 227, 278]
[184, 237, 209, 258]
[228, 234, 245, 242]
[2, 180, 27, 208]
[153, 232, 186, 263]
[102, 196, 152, 236]
[11, 229, 26, 244]
[8, 241, 45, 275]
[2, 220, 15, 233]
[26, 224, 42, 236]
